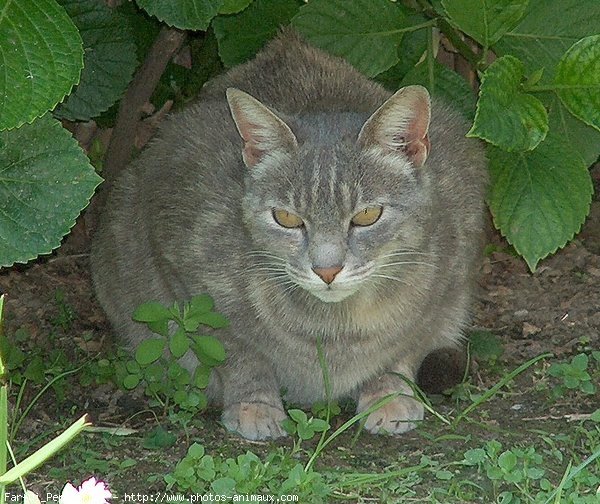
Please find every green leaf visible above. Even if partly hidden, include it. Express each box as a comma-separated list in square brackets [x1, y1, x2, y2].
[442, 0, 529, 47]
[123, 374, 140, 389]
[469, 330, 504, 361]
[435, 470, 454, 480]
[400, 59, 476, 119]
[547, 93, 600, 167]
[571, 353, 589, 371]
[188, 442, 205, 458]
[55, 0, 138, 121]
[494, 0, 600, 82]
[188, 294, 214, 315]
[487, 134, 593, 271]
[211, 477, 236, 495]
[169, 328, 189, 358]
[292, 0, 408, 77]
[135, 0, 222, 30]
[0, 115, 101, 267]
[288, 409, 308, 425]
[468, 56, 548, 151]
[219, 0, 252, 14]
[0, 0, 83, 130]
[212, 0, 300, 67]
[498, 451, 517, 472]
[135, 338, 166, 366]
[297, 422, 314, 440]
[196, 312, 229, 329]
[193, 335, 226, 364]
[193, 365, 212, 388]
[374, 15, 429, 89]
[554, 35, 600, 132]
[132, 302, 172, 323]
[309, 418, 329, 432]
[591, 409, 600, 423]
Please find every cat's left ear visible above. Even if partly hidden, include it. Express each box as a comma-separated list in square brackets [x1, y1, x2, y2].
[357, 85, 431, 167]
[226, 88, 298, 168]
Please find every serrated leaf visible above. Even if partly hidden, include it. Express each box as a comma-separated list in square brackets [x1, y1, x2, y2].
[495, 0, 600, 82]
[132, 302, 172, 322]
[292, 0, 408, 77]
[487, 135, 593, 271]
[554, 35, 600, 133]
[442, 0, 529, 47]
[469, 56, 548, 151]
[135, 0, 222, 30]
[212, 0, 300, 67]
[55, 0, 138, 121]
[135, 338, 165, 366]
[169, 328, 189, 358]
[219, 0, 252, 14]
[400, 59, 476, 119]
[0, 115, 101, 267]
[0, 0, 83, 130]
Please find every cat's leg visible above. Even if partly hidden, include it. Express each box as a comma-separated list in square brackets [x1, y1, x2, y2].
[212, 349, 288, 441]
[356, 361, 424, 435]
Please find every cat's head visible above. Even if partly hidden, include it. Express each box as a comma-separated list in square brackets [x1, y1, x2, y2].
[227, 86, 432, 303]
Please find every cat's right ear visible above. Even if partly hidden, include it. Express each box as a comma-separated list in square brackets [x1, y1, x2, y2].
[357, 85, 431, 167]
[226, 88, 298, 168]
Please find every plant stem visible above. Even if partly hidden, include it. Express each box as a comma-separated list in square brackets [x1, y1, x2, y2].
[436, 18, 482, 69]
[415, 0, 482, 70]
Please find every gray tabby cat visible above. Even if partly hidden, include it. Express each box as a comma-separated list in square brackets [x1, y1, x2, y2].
[91, 30, 487, 440]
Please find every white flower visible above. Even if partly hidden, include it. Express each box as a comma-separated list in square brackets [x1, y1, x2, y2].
[59, 477, 112, 504]
[24, 491, 41, 504]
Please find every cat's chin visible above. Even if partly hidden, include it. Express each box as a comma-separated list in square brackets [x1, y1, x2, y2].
[309, 287, 358, 303]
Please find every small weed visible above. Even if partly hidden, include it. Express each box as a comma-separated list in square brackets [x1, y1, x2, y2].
[548, 352, 598, 399]
[122, 295, 227, 418]
[51, 289, 76, 332]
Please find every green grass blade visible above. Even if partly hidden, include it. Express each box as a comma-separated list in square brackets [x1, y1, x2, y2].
[453, 352, 553, 427]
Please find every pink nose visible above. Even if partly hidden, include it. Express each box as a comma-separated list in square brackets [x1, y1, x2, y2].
[312, 266, 343, 285]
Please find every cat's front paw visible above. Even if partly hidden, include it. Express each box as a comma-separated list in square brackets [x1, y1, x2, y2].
[222, 402, 288, 441]
[357, 391, 424, 435]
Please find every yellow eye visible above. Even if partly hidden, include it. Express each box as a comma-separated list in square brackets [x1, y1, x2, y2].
[351, 206, 383, 227]
[273, 209, 304, 228]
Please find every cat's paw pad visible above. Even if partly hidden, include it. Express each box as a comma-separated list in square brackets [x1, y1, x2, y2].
[358, 392, 424, 435]
[222, 402, 288, 441]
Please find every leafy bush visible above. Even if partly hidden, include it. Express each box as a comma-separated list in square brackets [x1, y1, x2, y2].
[0, 0, 598, 270]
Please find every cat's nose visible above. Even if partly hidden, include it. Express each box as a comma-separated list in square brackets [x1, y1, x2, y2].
[312, 265, 343, 284]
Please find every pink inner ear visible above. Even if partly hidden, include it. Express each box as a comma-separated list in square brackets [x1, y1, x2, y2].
[390, 96, 430, 167]
[242, 143, 264, 168]
[404, 134, 430, 167]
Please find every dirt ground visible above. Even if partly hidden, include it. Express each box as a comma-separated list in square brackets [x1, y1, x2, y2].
[0, 167, 599, 499]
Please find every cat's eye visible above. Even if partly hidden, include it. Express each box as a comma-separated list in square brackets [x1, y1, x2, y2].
[351, 206, 383, 227]
[272, 209, 304, 228]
